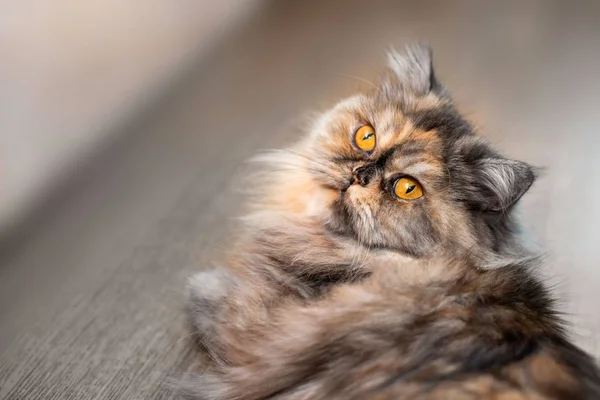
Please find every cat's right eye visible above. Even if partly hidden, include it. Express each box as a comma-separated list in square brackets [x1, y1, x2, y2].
[354, 125, 376, 152]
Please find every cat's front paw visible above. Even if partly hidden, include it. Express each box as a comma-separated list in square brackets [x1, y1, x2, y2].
[187, 268, 231, 339]
[176, 372, 227, 400]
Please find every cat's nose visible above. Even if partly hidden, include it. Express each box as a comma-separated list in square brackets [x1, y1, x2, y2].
[353, 164, 377, 187]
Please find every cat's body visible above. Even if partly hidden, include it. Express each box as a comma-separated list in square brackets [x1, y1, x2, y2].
[182, 45, 600, 399]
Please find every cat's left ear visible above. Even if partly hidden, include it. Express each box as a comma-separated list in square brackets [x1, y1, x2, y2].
[473, 157, 536, 212]
[453, 137, 536, 212]
[384, 44, 444, 98]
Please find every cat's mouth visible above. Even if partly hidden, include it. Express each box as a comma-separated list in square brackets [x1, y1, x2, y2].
[326, 195, 355, 237]
[340, 177, 355, 193]
[327, 182, 372, 241]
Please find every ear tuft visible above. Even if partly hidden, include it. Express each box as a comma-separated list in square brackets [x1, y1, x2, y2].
[386, 44, 437, 96]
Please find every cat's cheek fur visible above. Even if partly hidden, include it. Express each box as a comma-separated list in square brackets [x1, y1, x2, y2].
[341, 183, 442, 256]
[260, 165, 339, 219]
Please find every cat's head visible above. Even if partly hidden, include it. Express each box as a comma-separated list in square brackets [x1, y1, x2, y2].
[258, 45, 534, 261]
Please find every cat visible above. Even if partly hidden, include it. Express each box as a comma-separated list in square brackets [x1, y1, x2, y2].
[180, 45, 600, 399]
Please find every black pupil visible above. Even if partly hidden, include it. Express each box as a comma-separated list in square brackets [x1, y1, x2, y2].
[363, 133, 373, 140]
[406, 185, 416, 194]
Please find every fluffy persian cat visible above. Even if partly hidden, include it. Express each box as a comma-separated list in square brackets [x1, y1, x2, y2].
[181, 45, 600, 399]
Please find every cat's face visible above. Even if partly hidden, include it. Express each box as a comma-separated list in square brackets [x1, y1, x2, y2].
[268, 46, 534, 259]
[303, 94, 455, 257]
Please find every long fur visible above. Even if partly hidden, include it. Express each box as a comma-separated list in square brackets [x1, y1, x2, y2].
[181, 45, 600, 399]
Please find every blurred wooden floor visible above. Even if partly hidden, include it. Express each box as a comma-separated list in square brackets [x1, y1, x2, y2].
[2, 1, 600, 398]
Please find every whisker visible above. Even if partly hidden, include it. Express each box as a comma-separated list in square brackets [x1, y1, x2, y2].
[252, 148, 335, 173]
[339, 73, 384, 95]
[279, 149, 334, 170]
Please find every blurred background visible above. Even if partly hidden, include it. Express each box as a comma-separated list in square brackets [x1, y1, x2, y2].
[1, 1, 599, 398]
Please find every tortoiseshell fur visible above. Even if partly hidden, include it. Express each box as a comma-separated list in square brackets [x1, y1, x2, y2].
[182, 45, 600, 399]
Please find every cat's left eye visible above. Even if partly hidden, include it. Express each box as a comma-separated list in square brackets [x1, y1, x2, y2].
[354, 125, 376, 152]
[393, 177, 423, 200]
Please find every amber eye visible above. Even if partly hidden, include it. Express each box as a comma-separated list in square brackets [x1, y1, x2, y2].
[393, 177, 423, 200]
[354, 125, 376, 152]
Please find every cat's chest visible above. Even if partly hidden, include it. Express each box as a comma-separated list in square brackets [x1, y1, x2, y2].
[366, 251, 461, 288]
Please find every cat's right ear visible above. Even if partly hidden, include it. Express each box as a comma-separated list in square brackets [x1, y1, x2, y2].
[383, 44, 445, 99]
